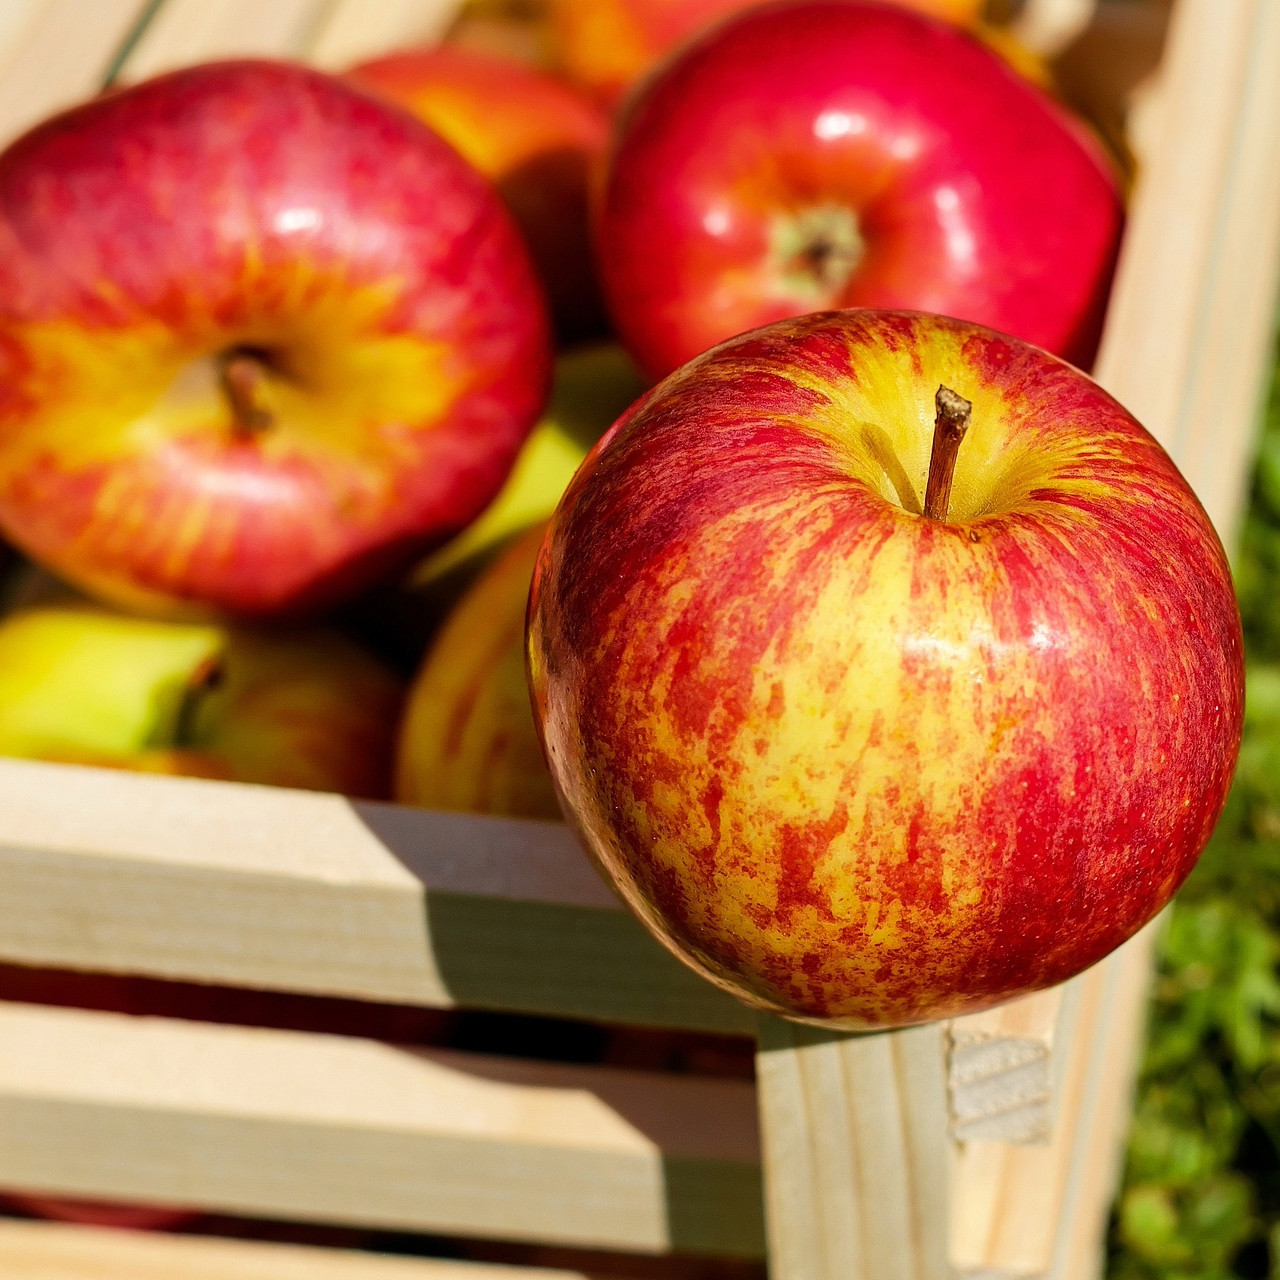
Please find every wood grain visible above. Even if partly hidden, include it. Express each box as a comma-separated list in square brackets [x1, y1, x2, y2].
[756, 1018, 950, 1280]
[0, 1000, 764, 1258]
[0, 1218, 585, 1280]
[0, 758, 753, 1034]
[948, 981, 1083, 1144]
[949, 928, 1158, 1280]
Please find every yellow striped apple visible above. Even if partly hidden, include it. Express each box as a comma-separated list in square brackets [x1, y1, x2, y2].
[528, 310, 1245, 1029]
[397, 523, 558, 819]
[0, 60, 551, 619]
[595, 0, 1123, 380]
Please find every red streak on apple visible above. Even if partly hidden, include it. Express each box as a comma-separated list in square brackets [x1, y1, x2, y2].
[0, 60, 551, 618]
[528, 310, 1244, 1028]
[596, 1, 1123, 380]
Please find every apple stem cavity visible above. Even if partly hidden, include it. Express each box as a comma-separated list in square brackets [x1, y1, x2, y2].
[923, 385, 972, 522]
[172, 654, 225, 749]
[218, 349, 274, 437]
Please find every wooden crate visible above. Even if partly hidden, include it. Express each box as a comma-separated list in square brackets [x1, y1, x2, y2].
[1, 0, 1279, 1277]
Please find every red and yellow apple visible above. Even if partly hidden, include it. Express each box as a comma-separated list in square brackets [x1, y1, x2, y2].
[348, 45, 609, 343]
[527, 310, 1244, 1029]
[0, 604, 404, 798]
[549, 0, 985, 108]
[595, 0, 1123, 381]
[397, 523, 557, 819]
[0, 59, 551, 619]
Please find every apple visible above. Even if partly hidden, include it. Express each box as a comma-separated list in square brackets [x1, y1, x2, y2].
[0, 604, 404, 798]
[415, 343, 646, 586]
[0, 59, 552, 620]
[548, 0, 985, 108]
[527, 310, 1244, 1029]
[347, 45, 609, 343]
[348, 344, 647, 672]
[398, 523, 557, 819]
[594, 0, 1123, 381]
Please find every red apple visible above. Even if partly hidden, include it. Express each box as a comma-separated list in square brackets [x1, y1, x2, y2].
[0, 604, 404, 798]
[0, 60, 552, 619]
[527, 310, 1244, 1029]
[595, 1, 1123, 381]
[348, 45, 609, 343]
[549, 0, 985, 108]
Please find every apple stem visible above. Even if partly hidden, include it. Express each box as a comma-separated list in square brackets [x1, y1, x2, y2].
[172, 654, 225, 749]
[923, 385, 972, 522]
[219, 351, 273, 436]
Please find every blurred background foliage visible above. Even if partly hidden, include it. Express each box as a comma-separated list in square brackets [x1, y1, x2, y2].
[1108, 343, 1280, 1279]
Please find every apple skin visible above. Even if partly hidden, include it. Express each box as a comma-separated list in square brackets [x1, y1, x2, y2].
[527, 310, 1244, 1029]
[0, 59, 552, 620]
[549, 0, 984, 109]
[397, 523, 558, 819]
[348, 45, 609, 343]
[595, 1, 1123, 381]
[0, 605, 404, 798]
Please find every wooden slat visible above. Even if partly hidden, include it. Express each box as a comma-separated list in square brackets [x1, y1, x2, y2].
[949, 959, 1110, 1276]
[116, 0, 329, 81]
[1092, 0, 1280, 544]
[948, 981, 1083, 1145]
[1042, 929, 1158, 1280]
[0, 1001, 765, 1259]
[0, 758, 753, 1034]
[0, 1219, 584, 1280]
[755, 1018, 950, 1280]
[0, 0, 150, 144]
[948, 928, 1156, 1279]
[308, 0, 464, 69]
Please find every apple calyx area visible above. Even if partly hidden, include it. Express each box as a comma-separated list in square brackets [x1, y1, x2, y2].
[769, 203, 863, 305]
[217, 347, 276, 436]
[923, 384, 972, 522]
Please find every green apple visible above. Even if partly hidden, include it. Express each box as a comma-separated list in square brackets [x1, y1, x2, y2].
[0, 605, 404, 798]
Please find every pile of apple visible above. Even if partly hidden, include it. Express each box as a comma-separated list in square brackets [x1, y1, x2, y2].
[0, 0, 1245, 1039]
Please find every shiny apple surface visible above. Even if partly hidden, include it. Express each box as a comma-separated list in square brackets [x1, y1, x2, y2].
[596, 0, 1122, 379]
[528, 310, 1243, 1028]
[0, 60, 551, 618]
